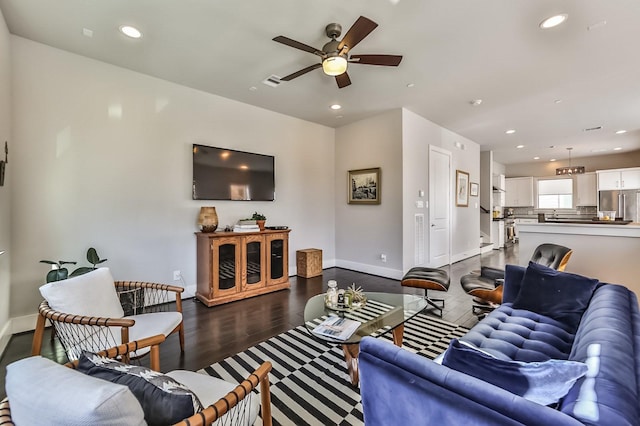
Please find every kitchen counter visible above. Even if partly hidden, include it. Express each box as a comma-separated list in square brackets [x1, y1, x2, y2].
[518, 222, 640, 297]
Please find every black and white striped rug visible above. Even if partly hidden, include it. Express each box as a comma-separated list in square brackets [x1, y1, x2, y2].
[200, 312, 469, 426]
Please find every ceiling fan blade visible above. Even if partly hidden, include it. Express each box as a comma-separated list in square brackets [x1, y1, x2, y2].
[338, 16, 378, 52]
[280, 63, 322, 81]
[273, 36, 323, 56]
[335, 72, 351, 88]
[349, 54, 402, 66]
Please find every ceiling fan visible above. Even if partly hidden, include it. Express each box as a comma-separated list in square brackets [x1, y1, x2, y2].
[273, 16, 403, 88]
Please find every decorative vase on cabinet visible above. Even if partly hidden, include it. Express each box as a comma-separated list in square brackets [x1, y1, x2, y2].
[198, 207, 219, 232]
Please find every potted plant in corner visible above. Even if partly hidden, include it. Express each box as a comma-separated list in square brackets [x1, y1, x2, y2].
[252, 211, 267, 231]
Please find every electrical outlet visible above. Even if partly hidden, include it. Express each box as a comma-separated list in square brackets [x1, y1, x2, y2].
[173, 270, 181, 281]
[380, 254, 387, 263]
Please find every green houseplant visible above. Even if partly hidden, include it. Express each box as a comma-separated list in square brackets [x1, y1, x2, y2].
[40, 247, 107, 283]
[251, 212, 267, 231]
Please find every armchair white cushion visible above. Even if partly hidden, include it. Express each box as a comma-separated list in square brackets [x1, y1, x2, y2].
[39, 267, 124, 318]
[36, 267, 183, 359]
[5, 356, 145, 426]
[167, 370, 261, 426]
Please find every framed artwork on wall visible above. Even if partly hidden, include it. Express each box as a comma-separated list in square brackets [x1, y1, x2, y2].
[456, 170, 469, 207]
[470, 182, 479, 197]
[348, 168, 381, 205]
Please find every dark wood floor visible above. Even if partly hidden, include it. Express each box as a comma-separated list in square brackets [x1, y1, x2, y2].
[0, 244, 519, 398]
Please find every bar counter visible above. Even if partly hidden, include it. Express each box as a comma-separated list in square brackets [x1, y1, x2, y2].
[518, 222, 640, 297]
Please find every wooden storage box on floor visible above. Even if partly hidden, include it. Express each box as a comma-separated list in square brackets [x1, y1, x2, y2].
[296, 248, 322, 278]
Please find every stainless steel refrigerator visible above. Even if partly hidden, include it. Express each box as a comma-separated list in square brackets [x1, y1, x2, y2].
[598, 190, 640, 222]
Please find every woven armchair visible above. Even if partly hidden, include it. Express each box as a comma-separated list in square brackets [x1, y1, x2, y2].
[32, 268, 184, 362]
[3, 335, 273, 426]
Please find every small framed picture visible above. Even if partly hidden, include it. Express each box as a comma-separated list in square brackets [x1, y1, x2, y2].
[456, 170, 469, 207]
[470, 182, 479, 197]
[348, 168, 381, 204]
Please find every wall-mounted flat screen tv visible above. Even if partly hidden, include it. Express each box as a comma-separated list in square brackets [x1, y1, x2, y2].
[192, 144, 275, 201]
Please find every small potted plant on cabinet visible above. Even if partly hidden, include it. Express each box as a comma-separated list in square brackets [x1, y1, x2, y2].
[252, 212, 266, 231]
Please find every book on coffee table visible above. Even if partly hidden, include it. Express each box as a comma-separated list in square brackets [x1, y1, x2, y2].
[312, 316, 361, 341]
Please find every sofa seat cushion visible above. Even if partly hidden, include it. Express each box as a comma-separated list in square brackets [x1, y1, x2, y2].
[6, 356, 145, 426]
[463, 304, 576, 362]
[443, 339, 587, 406]
[560, 284, 640, 426]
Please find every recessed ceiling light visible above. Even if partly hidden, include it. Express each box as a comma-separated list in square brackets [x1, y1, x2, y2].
[516, 145, 524, 149]
[406, 83, 415, 88]
[533, 156, 540, 160]
[330, 104, 342, 110]
[550, 158, 557, 162]
[470, 99, 483, 106]
[540, 14, 568, 29]
[82, 28, 93, 38]
[613, 147, 623, 151]
[554, 99, 562, 104]
[615, 130, 627, 134]
[249, 86, 257, 91]
[505, 129, 516, 134]
[119, 25, 142, 39]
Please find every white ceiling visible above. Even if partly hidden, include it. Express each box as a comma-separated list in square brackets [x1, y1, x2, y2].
[1, 0, 640, 165]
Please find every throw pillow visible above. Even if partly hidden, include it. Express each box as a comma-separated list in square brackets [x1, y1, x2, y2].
[511, 262, 599, 331]
[76, 351, 203, 425]
[442, 339, 588, 406]
[6, 356, 145, 426]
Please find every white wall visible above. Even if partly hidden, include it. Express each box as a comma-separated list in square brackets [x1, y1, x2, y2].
[0, 8, 11, 352]
[334, 109, 403, 278]
[402, 109, 480, 265]
[9, 37, 335, 322]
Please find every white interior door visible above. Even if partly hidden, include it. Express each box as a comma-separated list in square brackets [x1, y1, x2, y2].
[429, 145, 451, 266]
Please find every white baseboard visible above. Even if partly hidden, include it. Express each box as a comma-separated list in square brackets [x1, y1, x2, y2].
[334, 259, 403, 280]
[182, 284, 197, 299]
[0, 320, 11, 357]
[10, 313, 39, 334]
[451, 248, 480, 264]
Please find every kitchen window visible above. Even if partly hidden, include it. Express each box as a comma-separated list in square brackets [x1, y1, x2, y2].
[538, 178, 573, 208]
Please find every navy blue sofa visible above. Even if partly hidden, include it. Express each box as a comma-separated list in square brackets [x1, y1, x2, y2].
[360, 265, 640, 426]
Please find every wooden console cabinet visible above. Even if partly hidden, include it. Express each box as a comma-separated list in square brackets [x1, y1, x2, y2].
[195, 229, 291, 307]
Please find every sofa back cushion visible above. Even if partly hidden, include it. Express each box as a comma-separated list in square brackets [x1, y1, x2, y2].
[6, 356, 145, 426]
[512, 262, 598, 332]
[39, 267, 124, 318]
[502, 264, 526, 304]
[560, 284, 640, 425]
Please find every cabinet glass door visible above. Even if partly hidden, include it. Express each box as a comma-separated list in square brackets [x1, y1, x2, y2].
[218, 243, 236, 290]
[270, 238, 284, 280]
[246, 241, 262, 285]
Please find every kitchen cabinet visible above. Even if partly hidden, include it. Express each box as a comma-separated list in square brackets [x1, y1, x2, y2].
[505, 177, 534, 207]
[576, 172, 597, 206]
[597, 168, 640, 190]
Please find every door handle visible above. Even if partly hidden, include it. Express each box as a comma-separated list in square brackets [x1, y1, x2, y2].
[431, 224, 435, 227]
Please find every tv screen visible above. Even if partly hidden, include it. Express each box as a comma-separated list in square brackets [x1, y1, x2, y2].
[192, 144, 275, 201]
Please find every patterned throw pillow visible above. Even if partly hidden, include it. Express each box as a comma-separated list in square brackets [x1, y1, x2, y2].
[76, 351, 203, 425]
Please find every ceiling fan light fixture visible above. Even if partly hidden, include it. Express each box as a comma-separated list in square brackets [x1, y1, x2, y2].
[322, 55, 348, 76]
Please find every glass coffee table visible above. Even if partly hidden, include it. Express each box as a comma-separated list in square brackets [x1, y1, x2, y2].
[304, 291, 428, 385]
